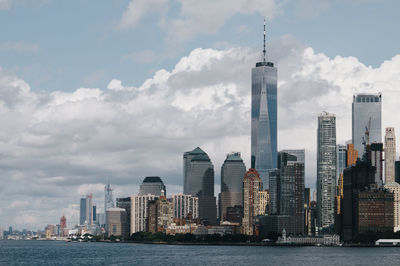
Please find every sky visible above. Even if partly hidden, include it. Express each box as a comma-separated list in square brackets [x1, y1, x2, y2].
[1, 0, 400, 230]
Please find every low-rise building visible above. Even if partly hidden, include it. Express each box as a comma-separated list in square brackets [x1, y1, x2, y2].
[357, 188, 394, 234]
[278, 234, 340, 246]
[256, 215, 292, 237]
[165, 223, 199, 235]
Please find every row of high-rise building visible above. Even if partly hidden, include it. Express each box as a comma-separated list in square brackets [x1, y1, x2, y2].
[45, 21, 400, 243]
[73, 21, 310, 238]
[316, 92, 400, 242]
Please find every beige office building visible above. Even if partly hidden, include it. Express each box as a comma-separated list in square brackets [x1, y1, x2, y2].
[385, 127, 396, 184]
[258, 190, 270, 216]
[242, 168, 262, 235]
[384, 182, 400, 232]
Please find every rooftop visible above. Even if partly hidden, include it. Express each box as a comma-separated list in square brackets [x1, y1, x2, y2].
[187, 147, 206, 155]
[225, 152, 243, 162]
[255, 61, 274, 67]
[142, 176, 164, 183]
[106, 207, 126, 212]
[191, 154, 211, 162]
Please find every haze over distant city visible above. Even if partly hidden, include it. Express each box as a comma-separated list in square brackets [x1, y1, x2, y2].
[1, 0, 400, 229]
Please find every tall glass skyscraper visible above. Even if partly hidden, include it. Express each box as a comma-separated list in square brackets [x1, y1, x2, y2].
[220, 152, 246, 221]
[352, 93, 382, 157]
[183, 147, 206, 194]
[337, 144, 347, 182]
[251, 21, 277, 188]
[317, 112, 337, 231]
[278, 152, 305, 235]
[80, 197, 86, 225]
[80, 194, 94, 225]
[104, 182, 114, 212]
[183, 147, 216, 224]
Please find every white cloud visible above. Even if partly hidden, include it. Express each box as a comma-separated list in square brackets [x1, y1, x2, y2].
[118, 0, 283, 43]
[1, 36, 400, 229]
[118, 0, 169, 29]
[165, 0, 282, 44]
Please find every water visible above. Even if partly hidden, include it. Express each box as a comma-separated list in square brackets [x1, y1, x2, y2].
[0, 240, 399, 265]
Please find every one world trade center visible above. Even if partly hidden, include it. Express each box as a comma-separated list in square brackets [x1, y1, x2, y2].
[251, 20, 277, 188]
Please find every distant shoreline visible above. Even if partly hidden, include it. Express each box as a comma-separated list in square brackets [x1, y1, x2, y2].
[5, 239, 400, 247]
[101, 240, 390, 247]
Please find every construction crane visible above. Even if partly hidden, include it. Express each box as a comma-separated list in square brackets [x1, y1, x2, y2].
[361, 117, 372, 160]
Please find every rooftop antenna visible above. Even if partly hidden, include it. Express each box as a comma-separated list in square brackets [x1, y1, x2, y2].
[263, 18, 266, 64]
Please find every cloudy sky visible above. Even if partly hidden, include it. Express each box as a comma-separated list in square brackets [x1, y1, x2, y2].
[1, 0, 400, 230]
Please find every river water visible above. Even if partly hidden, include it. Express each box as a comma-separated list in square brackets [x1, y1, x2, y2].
[0, 240, 399, 265]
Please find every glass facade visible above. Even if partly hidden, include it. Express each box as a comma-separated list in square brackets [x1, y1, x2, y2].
[80, 198, 86, 225]
[183, 147, 216, 224]
[352, 93, 382, 157]
[281, 149, 305, 163]
[251, 61, 278, 188]
[80, 194, 94, 225]
[337, 144, 347, 182]
[183, 147, 205, 194]
[104, 183, 114, 212]
[220, 152, 246, 221]
[278, 152, 305, 235]
[139, 176, 166, 196]
[317, 112, 337, 230]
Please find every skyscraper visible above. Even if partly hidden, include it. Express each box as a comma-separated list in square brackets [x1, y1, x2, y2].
[60, 216, 66, 229]
[131, 194, 157, 234]
[352, 93, 382, 157]
[337, 145, 347, 182]
[79, 194, 93, 225]
[80, 197, 86, 225]
[183, 147, 216, 224]
[106, 208, 128, 237]
[139, 176, 166, 196]
[385, 127, 396, 184]
[258, 190, 270, 216]
[369, 143, 384, 186]
[278, 152, 305, 235]
[346, 144, 358, 167]
[396, 161, 400, 184]
[220, 152, 246, 221]
[60, 216, 67, 236]
[384, 182, 400, 232]
[86, 194, 93, 225]
[116, 197, 132, 235]
[281, 149, 305, 163]
[268, 169, 280, 214]
[242, 168, 262, 235]
[183, 147, 206, 194]
[104, 182, 114, 212]
[251, 20, 278, 188]
[317, 112, 337, 230]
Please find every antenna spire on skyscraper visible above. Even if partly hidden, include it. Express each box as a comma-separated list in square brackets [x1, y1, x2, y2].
[263, 18, 266, 64]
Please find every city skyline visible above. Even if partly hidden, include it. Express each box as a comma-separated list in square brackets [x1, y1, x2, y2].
[2, 1, 400, 231]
